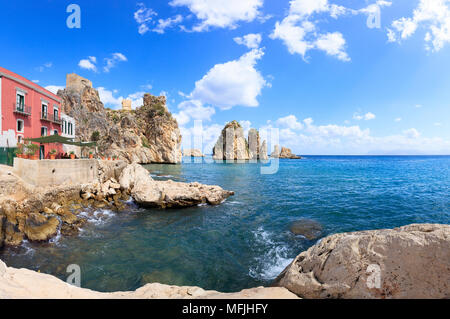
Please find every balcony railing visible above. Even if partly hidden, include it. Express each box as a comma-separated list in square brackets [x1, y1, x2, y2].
[40, 112, 62, 125]
[14, 104, 32, 116]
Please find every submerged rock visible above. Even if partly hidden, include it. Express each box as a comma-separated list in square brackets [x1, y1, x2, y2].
[275, 224, 450, 299]
[289, 219, 323, 240]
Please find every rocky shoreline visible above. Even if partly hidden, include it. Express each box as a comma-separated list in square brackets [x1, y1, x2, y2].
[0, 161, 233, 248]
[0, 223, 448, 298]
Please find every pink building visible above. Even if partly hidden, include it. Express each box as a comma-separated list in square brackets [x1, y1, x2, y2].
[0, 66, 63, 158]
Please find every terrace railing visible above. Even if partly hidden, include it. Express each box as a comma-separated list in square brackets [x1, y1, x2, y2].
[40, 112, 62, 125]
[14, 104, 32, 116]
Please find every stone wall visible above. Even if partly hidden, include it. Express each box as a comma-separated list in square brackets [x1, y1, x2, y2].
[66, 73, 92, 93]
[13, 158, 98, 186]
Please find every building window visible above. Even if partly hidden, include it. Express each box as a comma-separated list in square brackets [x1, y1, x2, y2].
[17, 135, 23, 144]
[68, 122, 73, 136]
[53, 130, 58, 135]
[54, 107, 59, 120]
[17, 119, 24, 133]
[42, 104, 48, 118]
[41, 127, 48, 136]
[16, 93, 25, 111]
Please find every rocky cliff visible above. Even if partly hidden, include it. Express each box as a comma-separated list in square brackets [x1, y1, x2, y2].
[212, 121, 268, 161]
[58, 78, 182, 164]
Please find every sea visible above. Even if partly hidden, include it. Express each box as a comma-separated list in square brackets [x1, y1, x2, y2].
[1, 156, 449, 293]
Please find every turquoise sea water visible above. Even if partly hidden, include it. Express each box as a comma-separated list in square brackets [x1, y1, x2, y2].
[1, 156, 449, 292]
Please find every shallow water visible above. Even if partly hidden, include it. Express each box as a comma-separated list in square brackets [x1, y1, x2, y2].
[1, 156, 449, 293]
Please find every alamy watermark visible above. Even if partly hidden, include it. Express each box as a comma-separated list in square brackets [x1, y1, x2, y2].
[66, 264, 81, 287]
[66, 4, 81, 29]
[366, 264, 381, 289]
[181, 120, 280, 175]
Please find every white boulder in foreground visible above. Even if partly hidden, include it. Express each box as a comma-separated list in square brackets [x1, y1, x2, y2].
[274, 224, 450, 299]
[0, 260, 297, 299]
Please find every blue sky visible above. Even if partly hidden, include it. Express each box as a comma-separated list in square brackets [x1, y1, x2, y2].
[1, 0, 450, 154]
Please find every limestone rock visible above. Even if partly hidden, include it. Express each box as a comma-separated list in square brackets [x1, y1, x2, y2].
[24, 214, 60, 242]
[213, 121, 268, 161]
[59, 76, 182, 164]
[182, 149, 205, 157]
[274, 224, 450, 299]
[0, 259, 298, 299]
[271, 145, 301, 159]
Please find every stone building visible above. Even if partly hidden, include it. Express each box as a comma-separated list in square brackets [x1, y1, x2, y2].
[122, 99, 132, 111]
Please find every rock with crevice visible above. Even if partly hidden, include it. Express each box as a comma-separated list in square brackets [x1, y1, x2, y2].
[274, 224, 450, 299]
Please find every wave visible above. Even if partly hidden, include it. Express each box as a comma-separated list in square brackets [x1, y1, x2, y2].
[248, 227, 292, 281]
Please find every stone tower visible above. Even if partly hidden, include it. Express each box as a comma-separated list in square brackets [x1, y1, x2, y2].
[66, 73, 92, 93]
[122, 99, 132, 111]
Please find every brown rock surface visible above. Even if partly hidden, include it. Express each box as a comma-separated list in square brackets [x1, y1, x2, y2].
[58, 77, 182, 164]
[275, 224, 450, 299]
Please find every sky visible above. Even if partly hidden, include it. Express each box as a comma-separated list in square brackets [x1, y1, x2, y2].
[1, 0, 450, 155]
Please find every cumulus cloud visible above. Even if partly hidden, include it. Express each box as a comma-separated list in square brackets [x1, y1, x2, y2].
[45, 85, 65, 94]
[234, 33, 262, 49]
[259, 115, 450, 155]
[270, 0, 391, 62]
[78, 56, 97, 72]
[169, 0, 264, 31]
[189, 48, 267, 109]
[276, 115, 304, 130]
[387, 0, 450, 51]
[173, 99, 216, 126]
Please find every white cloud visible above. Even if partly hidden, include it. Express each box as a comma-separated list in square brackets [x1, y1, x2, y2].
[270, 0, 391, 62]
[78, 56, 97, 72]
[395, 117, 402, 122]
[353, 112, 376, 121]
[154, 15, 183, 34]
[169, 0, 264, 31]
[234, 33, 262, 49]
[45, 85, 65, 94]
[315, 32, 350, 61]
[276, 115, 304, 130]
[174, 99, 216, 126]
[189, 48, 267, 109]
[434, 122, 443, 126]
[98, 87, 123, 108]
[415, 104, 423, 108]
[261, 116, 450, 155]
[387, 0, 450, 51]
[134, 3, 157, 35]
[403, 128, 421, 139]
[104, 53, 127, 72]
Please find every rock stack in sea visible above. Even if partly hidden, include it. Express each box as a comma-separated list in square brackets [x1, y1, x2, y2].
[270, 145, 302, 159]
[212, 121, 268, 161]
[182, 149, 205, 157]
[58, 74, 182, 164]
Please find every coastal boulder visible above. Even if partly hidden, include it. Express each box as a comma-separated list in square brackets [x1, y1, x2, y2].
[274, 224, 450, 299]
[24, 213, 60, 242]
[119, 163, 162, 206]
[271, 145, 301, 159]
[289, 219, 323, 240]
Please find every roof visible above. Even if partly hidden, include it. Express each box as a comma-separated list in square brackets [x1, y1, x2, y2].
[25, 135, 96, 147]
[0, 66, 62, 103]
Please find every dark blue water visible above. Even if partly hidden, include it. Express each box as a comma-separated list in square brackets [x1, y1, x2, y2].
[1, 156, 449, 292]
